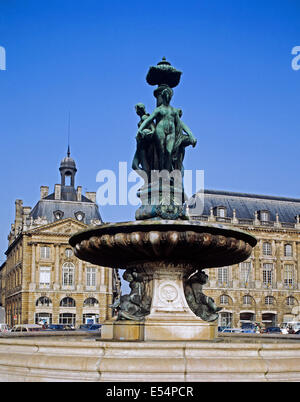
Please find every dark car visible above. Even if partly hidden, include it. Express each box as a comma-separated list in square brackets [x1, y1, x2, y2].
[46, 324, 75, 331]
[83, 324, 102, 332]
[46, 324, 65, 331]
[264, 326, 281, 333]
[78, 324, 92, 330]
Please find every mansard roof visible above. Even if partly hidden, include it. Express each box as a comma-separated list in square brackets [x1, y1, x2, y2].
[29, 198, 102, 225]
[188, 189, 300, 223]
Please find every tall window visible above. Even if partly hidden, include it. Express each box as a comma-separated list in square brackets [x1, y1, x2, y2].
[86, 267, 96, 287]
[284, 265, 294, 287]
[263, 263, 273, 286]
[243, 295, 252, 305]
[39, 266, 51, 288]
[284, 244, 293, 257]
[240, 262, 252, 284]
[218, 267, 229, 285]
[40, 246, 50, 259]
[262, 242, 272, 256]
[62, 262, 75, 287]
[65, 248, 73, 258]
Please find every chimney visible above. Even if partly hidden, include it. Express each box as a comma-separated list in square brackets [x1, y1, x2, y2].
[14, 199, 23, 233]
[77, 186, 82, 202]
[22, 206, 32, 227]
[85, 191, 96, 203]
[40, 186, 49, 199]
[54, 184, 61, 200]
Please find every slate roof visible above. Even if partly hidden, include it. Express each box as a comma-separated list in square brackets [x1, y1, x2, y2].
[29, 198, 102, 225]
[188, 189, 300, 224]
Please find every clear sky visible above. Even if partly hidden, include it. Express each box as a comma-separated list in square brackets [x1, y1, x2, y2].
[0, 0, 300, 264]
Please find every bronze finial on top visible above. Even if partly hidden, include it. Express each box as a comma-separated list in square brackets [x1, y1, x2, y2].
[146, 57, 182, 88]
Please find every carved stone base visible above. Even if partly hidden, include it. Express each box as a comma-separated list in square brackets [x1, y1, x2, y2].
[101, 264, 217, 341]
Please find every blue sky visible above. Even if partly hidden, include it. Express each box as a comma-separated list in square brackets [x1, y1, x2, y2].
[0, 0, 300, 262]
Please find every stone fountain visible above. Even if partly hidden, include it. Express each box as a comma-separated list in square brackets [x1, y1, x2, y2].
[69, 58, 257, 342]
[2, 59, 300, 383]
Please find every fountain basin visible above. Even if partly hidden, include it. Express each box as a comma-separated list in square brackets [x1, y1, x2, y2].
[69, 220, 257, 342]
[69, 219, 257, 268]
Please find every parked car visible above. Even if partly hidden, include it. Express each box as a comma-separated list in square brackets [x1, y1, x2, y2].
[87, 324, 101, 332]
[0, 324, 10, 333]
[46, 324, 75, 331]
[218, 326, 229, 332]
[81, 324, 102, 332]
[221, 328, 242, 333]
[11, 324, 43, 332]
[78, 324, 92, 330]
[46, 324, 65, 331]
[263, 326, 281, 334]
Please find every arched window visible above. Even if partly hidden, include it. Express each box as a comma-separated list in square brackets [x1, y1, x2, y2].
[83, 297, 99, 307]
[62, 262, 75, 287]
[36, 296, 52, 307]
[284, 244, 293, 257]
[220, 294, 229, 305]
[286, 296, 296, 306]
[60, 297, 76, 307]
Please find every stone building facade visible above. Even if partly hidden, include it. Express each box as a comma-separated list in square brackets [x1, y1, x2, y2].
[188, 189, 300, 329]
[0, 151, 120, 327]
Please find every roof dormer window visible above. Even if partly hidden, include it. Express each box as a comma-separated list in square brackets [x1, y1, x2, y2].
[75, 211, 85, 221]
[259, 210, 269, 222]
[215, 206, 227, 218]
[53, 210, 64, 221]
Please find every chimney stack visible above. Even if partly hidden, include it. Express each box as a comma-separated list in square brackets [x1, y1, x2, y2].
[40, 186, 49, 199]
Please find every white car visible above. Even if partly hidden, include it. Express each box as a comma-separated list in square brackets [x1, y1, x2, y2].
[221, 328, 242, 333]
[0, 324, 10, 333]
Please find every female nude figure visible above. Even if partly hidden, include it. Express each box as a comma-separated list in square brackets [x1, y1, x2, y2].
[137, 87, 180, 172]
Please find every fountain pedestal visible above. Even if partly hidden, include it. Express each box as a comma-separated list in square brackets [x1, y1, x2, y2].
[102, 262, 217, 341]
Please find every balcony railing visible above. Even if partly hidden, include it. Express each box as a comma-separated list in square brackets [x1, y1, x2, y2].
[240, 281, 256, 289]
[217, 281, 233, 288]
[189, 214, 299, 229]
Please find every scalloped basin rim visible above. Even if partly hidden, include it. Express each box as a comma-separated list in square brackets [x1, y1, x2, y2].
[69, 219, 257, 248]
